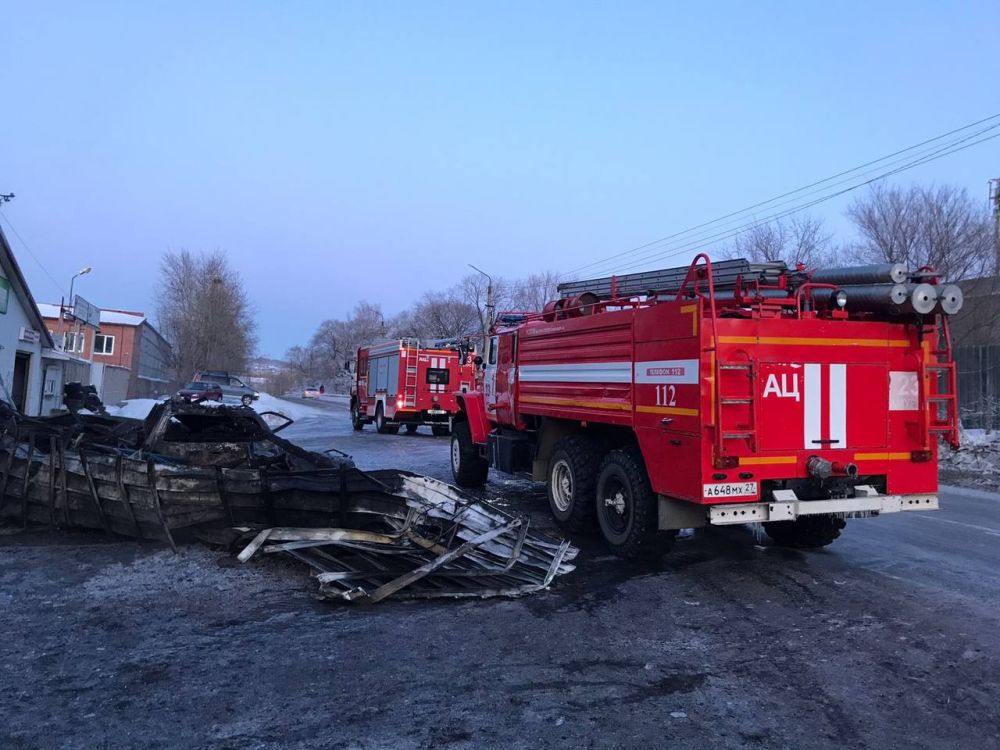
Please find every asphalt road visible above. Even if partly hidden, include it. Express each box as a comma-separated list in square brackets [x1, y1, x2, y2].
[2, 395, 999, 749]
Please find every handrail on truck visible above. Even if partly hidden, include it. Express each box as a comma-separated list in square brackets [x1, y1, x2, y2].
[676, 254, 725, 457]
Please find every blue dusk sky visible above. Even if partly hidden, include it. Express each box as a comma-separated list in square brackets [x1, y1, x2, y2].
[2, 1, 998, 356]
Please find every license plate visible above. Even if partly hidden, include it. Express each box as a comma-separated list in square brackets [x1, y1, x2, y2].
[703, 481, 758, 499]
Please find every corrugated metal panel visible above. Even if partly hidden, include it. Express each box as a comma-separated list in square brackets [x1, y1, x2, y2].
[954, 345, 1000, 430]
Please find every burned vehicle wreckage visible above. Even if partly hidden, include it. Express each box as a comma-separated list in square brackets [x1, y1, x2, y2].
[0, 398, 576, 602]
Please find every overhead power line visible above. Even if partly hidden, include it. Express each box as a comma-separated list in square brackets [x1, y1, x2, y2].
[599, 129, 1000, 277]
[600, 126, 1000, 277]
[588, 122, 1000, 277]
[0, 207, 68, 295]
[564, 113, 1000, 279]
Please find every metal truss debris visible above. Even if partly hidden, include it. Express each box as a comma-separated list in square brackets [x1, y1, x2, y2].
[237, 475, 576, 602]
[0, 400, 576, 602]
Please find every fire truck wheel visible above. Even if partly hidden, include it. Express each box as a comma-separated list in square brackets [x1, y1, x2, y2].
[596, 448, 676, 559]
[431, 425, 450, 437]
[451, 421, 488, 487]
[547, 437, 601, 532]
[375, 405, 400, 435]
[351, 403, 365, 431]
[405, 424, 419, 434]
[763, 514, 846, 549]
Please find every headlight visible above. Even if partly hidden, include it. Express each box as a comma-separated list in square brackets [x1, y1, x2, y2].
[253, 391, 259, 397]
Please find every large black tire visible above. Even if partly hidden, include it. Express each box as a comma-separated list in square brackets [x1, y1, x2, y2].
[450, 420, 488, 488]
[405, 423, 419, 434]
[764, 514, 846, 548]
[595, 447, 676, 559]
[431, 425, 450, 437]
[375, 404, 400, 435]
[351, 402, 365, 431]
[547, 436, 601, 533]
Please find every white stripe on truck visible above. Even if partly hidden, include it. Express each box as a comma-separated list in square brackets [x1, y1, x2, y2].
[804, 363, 822, 449]
[518, 360, 700, 385]
[828, 363, 846, 447]
[518, 362, 632, 383]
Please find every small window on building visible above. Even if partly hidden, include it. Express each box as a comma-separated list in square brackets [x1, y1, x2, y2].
[64, 331, 85, 354]
[94, 334, 115, 355]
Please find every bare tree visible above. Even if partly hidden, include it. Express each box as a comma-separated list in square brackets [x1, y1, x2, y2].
[284, 269, 570, 387]
[408, 292, 480, 339]
[727, 215, 831, 267]
[307, 302, 386, 378]
[285, 344, 322, 381]
[510, 270, 562, 312]
[847, 183, 997, 279]
[459, 273, 512, 339]
[156, 250, 257, 381]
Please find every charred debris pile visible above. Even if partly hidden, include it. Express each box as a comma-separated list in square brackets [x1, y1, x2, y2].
[0, 400, 576, 602]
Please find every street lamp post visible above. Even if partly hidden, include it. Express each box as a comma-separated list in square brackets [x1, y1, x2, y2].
[66, 266, 91, 359]
[68, 266, 92, 313]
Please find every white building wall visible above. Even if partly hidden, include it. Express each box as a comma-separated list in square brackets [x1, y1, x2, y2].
[40, 358, 63, 415]
[0, 267, 44, 415]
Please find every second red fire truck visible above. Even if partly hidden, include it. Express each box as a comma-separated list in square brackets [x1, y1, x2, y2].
[449, 255, 962, 559]
[351, 339, 477, 436]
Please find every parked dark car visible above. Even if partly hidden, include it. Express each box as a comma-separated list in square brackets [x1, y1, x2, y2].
[193, 370, 259, 406]
[176, 381, 224, 404]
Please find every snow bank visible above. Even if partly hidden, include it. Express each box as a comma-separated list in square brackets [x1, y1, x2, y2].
[102, 393, 328, 422]
[252, 393, 328, 420]
[940, 429, 1000, 491]
[104, 398, 167, 419]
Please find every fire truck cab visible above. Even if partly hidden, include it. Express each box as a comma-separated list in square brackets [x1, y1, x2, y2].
[451, 255, 960, 558]
[351, 339, 476, 436]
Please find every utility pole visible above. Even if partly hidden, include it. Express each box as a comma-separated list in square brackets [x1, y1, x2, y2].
[991, 178, 1000, 272]
[468, 264, 494, 361]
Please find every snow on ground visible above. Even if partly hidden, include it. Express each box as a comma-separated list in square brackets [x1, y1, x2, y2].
[104, 398, 166, 419]
[102, 393, 330, 422]
[252, 392, 330, 420]
[940, 428, 1000, 492]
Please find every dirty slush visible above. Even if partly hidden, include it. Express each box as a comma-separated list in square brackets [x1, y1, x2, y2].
[2, 396, 999, 748]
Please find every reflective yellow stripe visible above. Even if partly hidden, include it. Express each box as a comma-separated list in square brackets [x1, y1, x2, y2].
[739, 455, 797, 466]
[680, 304, 698, 335]
[854, 452, 911, 461]
[719, 336, 908, 348]
[520, 396, 631, 411]
[709, 349, 715, 420]
[635, 405, 699, 417]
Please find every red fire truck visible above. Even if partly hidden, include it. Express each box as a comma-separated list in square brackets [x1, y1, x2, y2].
[351, 339, 477, 436]
[450, 255, 961, 558]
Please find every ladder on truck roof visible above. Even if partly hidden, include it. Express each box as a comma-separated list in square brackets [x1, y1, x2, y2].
[556, 258, 787, 300]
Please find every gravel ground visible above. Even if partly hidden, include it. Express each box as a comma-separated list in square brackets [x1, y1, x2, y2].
[2, 396, 1000, 749]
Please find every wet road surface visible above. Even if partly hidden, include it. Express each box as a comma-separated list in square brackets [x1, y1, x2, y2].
[2, 395, 999, 749]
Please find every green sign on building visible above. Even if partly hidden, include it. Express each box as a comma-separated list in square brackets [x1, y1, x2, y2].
[0, 276, 9, 315]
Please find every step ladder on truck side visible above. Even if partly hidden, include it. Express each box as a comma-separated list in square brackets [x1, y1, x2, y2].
[402, 339, 419, 409]
[922, 316, 960, 450]
[675, 254, 759, 464]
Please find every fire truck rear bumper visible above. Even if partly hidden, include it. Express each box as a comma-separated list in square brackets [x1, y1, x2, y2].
[707, 488, 938, 526]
